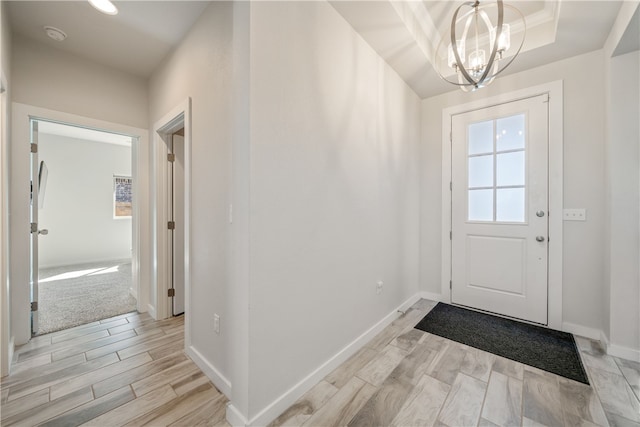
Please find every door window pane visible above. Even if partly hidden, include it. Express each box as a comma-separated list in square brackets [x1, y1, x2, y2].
[469, 155, 493, 188]
[496, 114, 525, 151]
[469, 189, 493, 221]
[468, 120, 493, 155]
[496, 151, 525, 186]
[496, 188, 525, 222]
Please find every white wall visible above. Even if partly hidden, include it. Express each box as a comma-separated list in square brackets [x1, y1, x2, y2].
[248, 1, 420, 419]
[12, 35, 147, 129]
[1, 0, 12, 377]
[606, 50, 640, 358]
[150, 2, 421, 423]
[148, 0, 234, 393]
[421, 50, 607, 332]
[37, 133, 132, 268]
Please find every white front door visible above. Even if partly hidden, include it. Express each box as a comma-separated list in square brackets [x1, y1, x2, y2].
[451, 94, 549, 325]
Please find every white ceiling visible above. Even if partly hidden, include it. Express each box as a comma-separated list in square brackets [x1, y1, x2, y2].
[7, 0, 211, 77]
[6, 0, 637, 98]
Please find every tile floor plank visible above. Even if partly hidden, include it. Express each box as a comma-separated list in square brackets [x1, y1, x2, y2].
[461, 347, 496, 383]
[522, 368, 564, 427]
[270, 380, 338, 426]
[92, 351, 188, 398]
[1, 353, 86, 389]
[590, 367, 640, 423]
[324, 346, 379, 389]
[40, 386, 136, 427]
[7, 353, 119, 401]
[131, 359, 201, 397]
[84, 328, 166, 360]
[0, 388, 50, 422]
[123, 383, 221, 426]
[391, 374, 450, 427]
[482, 370, 523, 427]
[356, 345, 407, 387]
[51, 329, 137, 362]
[49, 352, 153, 400]
[438, 372, 487, 427]
[81, 384, 177, 426]
[559, 376, 610, 426]
[302, 377, 377, 427]
[168, 393, 228, 427]
[3, 386, 93, 426]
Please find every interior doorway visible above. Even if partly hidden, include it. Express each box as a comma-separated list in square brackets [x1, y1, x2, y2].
[169, 128, 185, 316]
[29, 119, 138, 335]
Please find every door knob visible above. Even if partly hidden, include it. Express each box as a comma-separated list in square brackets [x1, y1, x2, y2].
[536, 210, 545, 217]
[38, 229, 48, 235]
[536, 236, 545, 242]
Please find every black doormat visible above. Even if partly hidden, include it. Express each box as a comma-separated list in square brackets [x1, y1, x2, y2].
[415, 303, 589, 384]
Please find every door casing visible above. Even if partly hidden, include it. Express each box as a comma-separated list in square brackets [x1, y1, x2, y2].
[10, 103, 148, 347]
[151, 99, 191, 340]
[440, 81, 564, 330]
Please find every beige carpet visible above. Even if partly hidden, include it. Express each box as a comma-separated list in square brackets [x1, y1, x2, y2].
[37, 259, 137, 335]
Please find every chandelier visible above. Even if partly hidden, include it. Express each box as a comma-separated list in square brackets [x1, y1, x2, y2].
[435, 0, 526, 92]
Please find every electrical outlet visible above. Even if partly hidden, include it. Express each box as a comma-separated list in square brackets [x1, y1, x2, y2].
[376, 281, 383, 294]
[563, 208, 586, 221]
[214, 314, 220, 334]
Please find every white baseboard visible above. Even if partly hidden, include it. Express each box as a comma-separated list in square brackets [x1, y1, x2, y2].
[243, 293, 423, 427]
[599, 332, 640, 362]
[419, 291, 444, 303]
[147, 303, 157, 320]
[3, 337, 14, 377]
[186, 345, 232, 397]
[562, 322, 602, 340]
[227, 403, 249, 427]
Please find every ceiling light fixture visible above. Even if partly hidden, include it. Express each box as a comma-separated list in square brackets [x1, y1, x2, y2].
[43, 26, 67, 42]
[88, 0, 118, 15]
[435, 0, 525, 92]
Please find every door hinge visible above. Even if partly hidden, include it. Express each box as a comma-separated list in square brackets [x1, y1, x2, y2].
[167, 153, 175, 162]
[168, 288, 175, 297]
[449, 231, 452, 240]
[31, 222, 37, 233]
[168, 221, 175, 230]
[30, 143, 38, 153]
[450, 182, 452, 191]
[450, 280, 452, 290]
[31, 301, 38, 312]
[449, 131, 452, 142]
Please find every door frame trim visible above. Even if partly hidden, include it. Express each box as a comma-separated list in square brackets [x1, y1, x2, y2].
[151, 98, 191, 345]
[10, 102, 149, 346]
[440, 81, 563, 330]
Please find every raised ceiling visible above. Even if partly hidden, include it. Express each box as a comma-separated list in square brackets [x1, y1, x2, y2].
[331, 0, 626, 97]
[6, 1, 636, 98]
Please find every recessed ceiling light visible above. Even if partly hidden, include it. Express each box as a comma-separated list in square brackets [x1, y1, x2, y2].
[88, 0, 118, 15]
[43, 26, 67, 42]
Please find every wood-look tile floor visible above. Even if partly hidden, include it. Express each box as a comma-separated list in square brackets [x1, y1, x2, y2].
[1, 311, 229, 426]
[272, 299, 640, 427]
[2, 299, 639, 426]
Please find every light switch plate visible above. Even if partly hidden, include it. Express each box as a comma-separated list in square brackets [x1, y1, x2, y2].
[563, 209, 586, 221]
